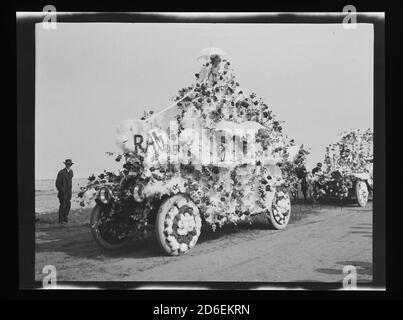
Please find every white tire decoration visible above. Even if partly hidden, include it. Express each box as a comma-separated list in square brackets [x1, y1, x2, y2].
[156, 194, 202, 256]
[268, 190, 291, 230]
[355, 181, 369, 207]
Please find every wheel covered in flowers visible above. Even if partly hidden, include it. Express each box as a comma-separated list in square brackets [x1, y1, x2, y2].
[90, 203, 130, 250]
[268, 190, 291, 230]
[156, 194, 202, 256]
[355, 180, 369, 207]
[311, 176, 327, 204]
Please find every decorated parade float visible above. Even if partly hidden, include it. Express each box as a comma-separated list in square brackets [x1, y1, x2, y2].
[78, 48, 309, 255]
[311, 128, 373, 207]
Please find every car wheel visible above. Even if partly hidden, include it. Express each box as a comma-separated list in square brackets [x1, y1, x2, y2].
[90, 203, 129, 250]
[355, 181, 369, 207]
[268, 190, 291, 230]
[155, 194, 202, 256]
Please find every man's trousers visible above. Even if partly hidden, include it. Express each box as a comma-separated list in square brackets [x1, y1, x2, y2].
[58, 196, 71, 223]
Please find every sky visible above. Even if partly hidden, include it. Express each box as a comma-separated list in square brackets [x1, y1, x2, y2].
[35, 23, 373, 180]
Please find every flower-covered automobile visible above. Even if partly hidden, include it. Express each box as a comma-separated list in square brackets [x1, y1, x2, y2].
[79, 51, 309, 255]
[311, 129, 373, 207]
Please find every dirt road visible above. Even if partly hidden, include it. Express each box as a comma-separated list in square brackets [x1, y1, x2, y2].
[35, 202, 372, 283]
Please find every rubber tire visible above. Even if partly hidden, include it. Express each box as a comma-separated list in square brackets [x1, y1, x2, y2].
[269, 192, 291, 230]
[155, 194, 201, 256]
[355, 181, 369, 207]
[90, 203, 129, 250]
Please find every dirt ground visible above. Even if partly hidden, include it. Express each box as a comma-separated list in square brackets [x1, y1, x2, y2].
[35, 197, 372, 284]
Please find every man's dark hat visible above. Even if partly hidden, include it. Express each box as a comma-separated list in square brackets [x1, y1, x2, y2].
[63, 159, 74, 165]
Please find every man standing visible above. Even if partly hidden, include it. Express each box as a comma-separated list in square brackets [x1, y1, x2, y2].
[56, 159, 74, 224]
[297, 166, 309, 202]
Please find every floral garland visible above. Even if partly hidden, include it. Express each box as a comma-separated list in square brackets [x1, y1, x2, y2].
[79, 54, 309, 236]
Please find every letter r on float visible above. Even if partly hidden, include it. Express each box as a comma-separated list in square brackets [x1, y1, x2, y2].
[134, 134, 144, 154]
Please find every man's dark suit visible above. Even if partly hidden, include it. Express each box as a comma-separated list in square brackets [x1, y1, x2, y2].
[56, 168, 74, 223]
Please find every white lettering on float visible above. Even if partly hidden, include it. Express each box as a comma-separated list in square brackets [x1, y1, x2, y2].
[116, 119, 300, 167]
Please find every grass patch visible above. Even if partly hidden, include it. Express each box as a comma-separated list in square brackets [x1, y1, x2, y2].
[36, 207, 92, 227]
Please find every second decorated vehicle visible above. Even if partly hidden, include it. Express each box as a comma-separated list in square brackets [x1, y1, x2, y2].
[311, 129, 373, 207]
[79, 50, 309, 255]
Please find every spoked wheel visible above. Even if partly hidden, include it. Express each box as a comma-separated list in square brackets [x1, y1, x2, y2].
[355, 181, 369, 207]
[268, 190, 291, 230]
[156, 194, 202, 256]
[90, 203, 130, 250]
[312, 181, 326, 204]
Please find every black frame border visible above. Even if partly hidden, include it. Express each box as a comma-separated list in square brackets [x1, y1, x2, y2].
[16, 9, 388, 299]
